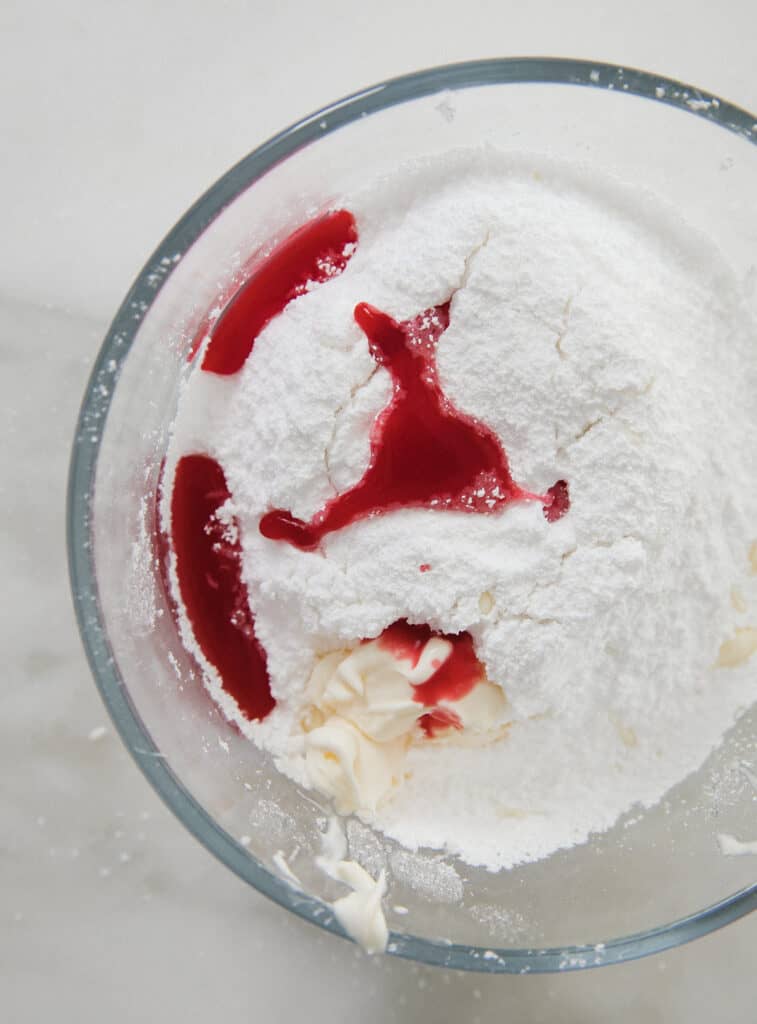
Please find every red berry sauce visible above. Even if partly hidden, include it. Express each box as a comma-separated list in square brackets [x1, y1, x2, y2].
[195, 209, 357, 374]
[170, 454, 274, 720]
[378, 619, 484, 704]
[376, 620, 488, 737]
[260, 301, 569, 550]
[419, 708, 463, 739]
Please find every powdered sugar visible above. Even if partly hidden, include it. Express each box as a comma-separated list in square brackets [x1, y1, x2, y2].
[163, 149, 757, 870]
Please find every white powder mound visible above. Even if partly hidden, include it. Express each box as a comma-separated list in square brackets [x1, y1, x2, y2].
[164, 149, 757, 870]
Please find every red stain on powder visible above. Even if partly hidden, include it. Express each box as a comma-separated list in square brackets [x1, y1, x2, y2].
[377, 620, 484, 707]
[260, 300, 569, 549]
[194, 209, 357, 374]
[170, 454, 274, 720]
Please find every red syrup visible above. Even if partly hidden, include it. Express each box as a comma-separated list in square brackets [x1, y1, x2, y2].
[260, 301, 569, 550]
[419, 708, 463, 739]
[170, 454, 274, 720]
[378, 619, 484, 703]
[194, 209, 358, 373]
[376, 620, 486, 737]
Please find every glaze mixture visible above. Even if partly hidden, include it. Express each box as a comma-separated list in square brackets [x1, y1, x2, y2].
[160, 150, 757, 873]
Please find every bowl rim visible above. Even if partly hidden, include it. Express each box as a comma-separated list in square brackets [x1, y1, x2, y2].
[67, 56, 757, 973]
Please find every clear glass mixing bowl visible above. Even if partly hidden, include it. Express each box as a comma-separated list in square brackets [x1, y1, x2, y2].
[67, 58, 757, 972]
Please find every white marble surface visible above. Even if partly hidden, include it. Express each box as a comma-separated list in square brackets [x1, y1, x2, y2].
[2, 1, 756, 1020]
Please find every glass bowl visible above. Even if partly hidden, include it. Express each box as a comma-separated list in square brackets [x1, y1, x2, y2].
[68, 58, 757, 972]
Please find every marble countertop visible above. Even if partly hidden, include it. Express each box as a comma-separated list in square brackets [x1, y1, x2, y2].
[2, 1, 755, 1020]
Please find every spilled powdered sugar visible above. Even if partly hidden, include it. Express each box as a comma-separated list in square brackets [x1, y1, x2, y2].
[164, 149, 757, 870]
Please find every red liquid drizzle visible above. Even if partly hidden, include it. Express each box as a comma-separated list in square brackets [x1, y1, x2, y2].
[260, 301, 569, 549]
[197, 209, 357, 374]
[419, 708, 463, 739]
[170, 454, 274, 720]
[378, 619, 485, 708]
